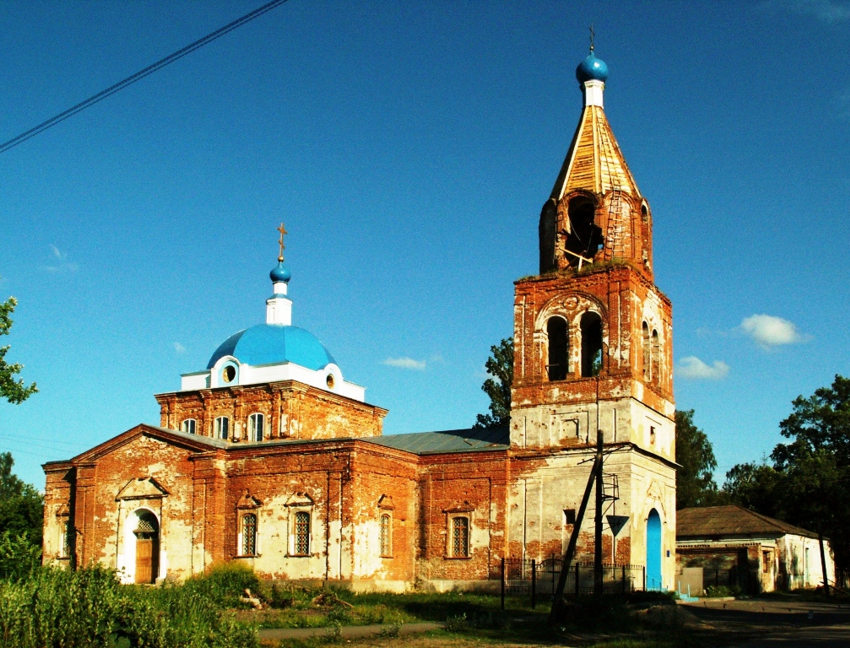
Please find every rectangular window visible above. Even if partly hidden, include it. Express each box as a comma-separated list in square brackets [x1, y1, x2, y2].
[59, 520, 72, 559]
[181, 418, 196, 435]
[242, 513, 257, 556]
[379, 513, 392, 557]
[214, 416, 229, 440]
[248, 413, 264, 442]
[451, 516, 469, 558]
[294, 511, 310, 555]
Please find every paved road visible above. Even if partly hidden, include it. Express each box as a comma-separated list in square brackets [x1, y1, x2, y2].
[681, 598, 850, 647]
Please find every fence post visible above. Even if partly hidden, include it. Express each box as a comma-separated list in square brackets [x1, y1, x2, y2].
[575, 563, 580, 596]
[642, 565, 646, 591]
[552, 553, 556, 591]
[531, 559, 537, 609]
[501, 557, 505, 610]
[622, 564, 627, 593]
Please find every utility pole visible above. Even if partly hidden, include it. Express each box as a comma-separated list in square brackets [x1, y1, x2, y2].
[594, 428, 604, 597]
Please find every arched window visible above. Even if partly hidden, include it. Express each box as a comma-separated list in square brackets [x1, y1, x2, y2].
[248, 413, 264, 442]
[180, 418, 196, 435]
[642, 322, 651, 380]
[546, 317, 569, 381]
[580, 312, 603, 377]
[214, 416, 229, 440]
[241, 513, 257, 556]
[651, 330, 660, 385]
[379, 513, 392, 557]
[294, 511, 310, 555]
[451, 516, 470, 558]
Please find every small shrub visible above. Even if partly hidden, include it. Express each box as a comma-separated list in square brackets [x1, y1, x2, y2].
[445, 612, 469, 632]
[705, 585, 738, 598]
[187, 562, 262, 608]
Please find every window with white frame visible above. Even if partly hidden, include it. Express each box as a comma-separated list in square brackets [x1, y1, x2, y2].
[294, 511, 310, 555]
[180, 418, 197, 435]
[214, 416, 229, 440]
[247, 413, 264, 442]
[241, 513, 257, 556]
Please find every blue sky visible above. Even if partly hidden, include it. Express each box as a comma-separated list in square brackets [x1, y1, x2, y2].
[1, 1, 849, 489]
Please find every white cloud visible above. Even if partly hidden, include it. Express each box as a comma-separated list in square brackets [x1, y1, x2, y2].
[42, 244, 79, 273]
[677, 356, 730, 380]
[740, 314, 806, 348]
[382, 356, 427, 370]
[173, 342, 186, 354]
[781, 0, 850, 23]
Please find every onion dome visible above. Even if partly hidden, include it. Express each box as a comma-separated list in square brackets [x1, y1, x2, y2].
[576, 51, 609, 84]
[270, 258, 291, 283]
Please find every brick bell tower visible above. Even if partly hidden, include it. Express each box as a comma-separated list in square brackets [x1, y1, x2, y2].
[509, 48, 676, 587]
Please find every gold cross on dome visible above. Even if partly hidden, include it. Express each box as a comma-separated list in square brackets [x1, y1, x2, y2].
[589, 24, 595, 52]
[277, 222, 287, 261]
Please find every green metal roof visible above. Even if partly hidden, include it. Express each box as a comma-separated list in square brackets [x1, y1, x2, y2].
[364, 426, 509, 455]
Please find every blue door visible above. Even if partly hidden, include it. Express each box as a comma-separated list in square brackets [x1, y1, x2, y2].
[646, 509, 662, 590]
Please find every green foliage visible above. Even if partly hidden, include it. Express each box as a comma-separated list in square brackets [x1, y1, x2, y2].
[0, 296, 37, 405]
[0, 452, 43, 547]
[704, 585, 739, 598]
[474, 337, 513, 429]
[675, 410, 720, 509]
[722, 462, 782, 516]
[0, 565, 258, 648]
[186, 561, 262, 608]
[723, 375, 850, 582]
[0, 532, 41, 582]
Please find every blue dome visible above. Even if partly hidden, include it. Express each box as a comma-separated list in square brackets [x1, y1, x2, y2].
[270, 260, 291, 283]
[207, 324, 336, 370]
[576, 52, 609, 84]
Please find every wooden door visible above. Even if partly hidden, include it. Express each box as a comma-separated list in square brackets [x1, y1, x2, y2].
[135, 534, 154, 584]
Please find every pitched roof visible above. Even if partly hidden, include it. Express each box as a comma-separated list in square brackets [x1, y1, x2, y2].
[677, 505, 820, 540]
[550, 105, 641, 200]
[364, 426, 509, 455]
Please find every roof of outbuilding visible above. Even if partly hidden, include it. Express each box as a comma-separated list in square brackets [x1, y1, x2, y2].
[364, 426, 510, 455]
[677, 505, 820, 540]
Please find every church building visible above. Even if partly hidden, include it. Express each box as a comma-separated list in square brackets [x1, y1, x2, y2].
[43, 50, 677, 592]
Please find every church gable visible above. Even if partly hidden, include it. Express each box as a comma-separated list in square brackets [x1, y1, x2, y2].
[116, 477, 169, 501]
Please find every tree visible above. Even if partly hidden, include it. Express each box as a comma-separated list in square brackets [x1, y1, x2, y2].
[771, 375, 850, 584]
[0, 295, 41, 552]
[1, 296, 37, 403]
[722, 461, 783, 518]
[473, 338, 513, 429]
[0, 452, 43, 547]
[723, 376, 850, 586]
[674, 409, 720, 509]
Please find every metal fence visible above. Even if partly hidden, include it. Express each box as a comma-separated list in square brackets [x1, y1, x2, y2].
[499, 556, 645, 608]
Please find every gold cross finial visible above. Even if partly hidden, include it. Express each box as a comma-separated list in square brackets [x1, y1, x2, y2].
[277, 222, 287, 261]
[589, 24, 595, 53]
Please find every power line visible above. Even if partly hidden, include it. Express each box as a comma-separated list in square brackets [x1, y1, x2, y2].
[0, 0, 288, 154]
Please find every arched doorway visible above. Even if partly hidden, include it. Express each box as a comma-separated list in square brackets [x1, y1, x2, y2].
[133, 510, 159, 584]
[646, 509, 662, 590]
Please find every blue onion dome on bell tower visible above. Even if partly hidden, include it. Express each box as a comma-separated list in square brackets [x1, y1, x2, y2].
[576, 50, 609, 84]
[270, 257, 291, 283]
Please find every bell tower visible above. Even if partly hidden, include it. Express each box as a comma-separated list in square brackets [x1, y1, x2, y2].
[509, 49, 676, 588]
[512, 48, 674, 455]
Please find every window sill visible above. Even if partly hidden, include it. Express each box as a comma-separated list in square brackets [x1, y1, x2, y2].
[443, 556, 471, 560]
[234, 554, 261, 559]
